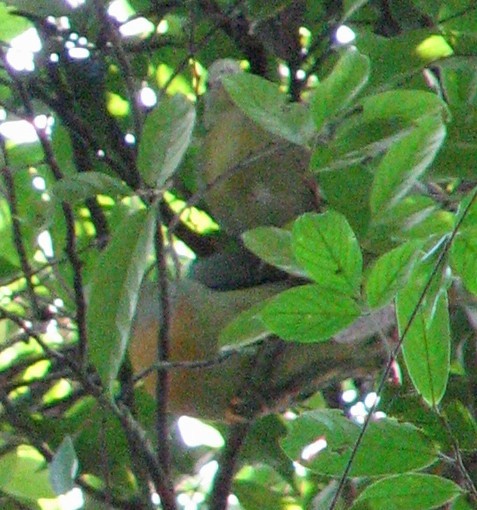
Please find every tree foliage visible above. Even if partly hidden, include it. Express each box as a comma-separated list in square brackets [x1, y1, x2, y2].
[0, 1, 475, 509]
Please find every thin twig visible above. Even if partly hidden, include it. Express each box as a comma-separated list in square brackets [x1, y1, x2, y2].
[92, 0, 144, 142]
[0, 165, 41, 318]
[153, 204, 174, 482]
[438, 412, 477, 503]
[0, 56, 90, 369]
[209, 422, 251, 510]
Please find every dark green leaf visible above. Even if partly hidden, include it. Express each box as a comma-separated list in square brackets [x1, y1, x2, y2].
[138, 94, 195, 186]
[51, 173, 132, 204]
[444, 400, 477, 450]
[362, 90, 448, 124]
[87, 208, 155, 395]
[261, 284, 361, 342]
[234, 480, 296, 510]
[246, 0, 292, 20]
[311, 48, 370, 129]
[318, 164, 373, 238]
[222, 72, 314, 145]
[3, 0, 74, 17]
[451, 230, 477, 296]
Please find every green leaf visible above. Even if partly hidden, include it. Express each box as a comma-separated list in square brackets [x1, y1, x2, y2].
[281, 410, 437, 477]
[371, 115, 446, 217]
[357, 29, 453, 90]
[397, 284, 450, 407]
[138, 94, 195, 186]
[352, 474, 461, 510]
[87, 208, 155, 395]
[0, 446, 56, 501]
[219, 300, 273, 348]
[311, 118, 413, 173]
[313, 87, 448, 178]
[65, 397, 134, 487]
[246, 0, 292, 21]
[313, 88, 447, 175]
[51, 173, 132, 204]
[367, 195, 453, 251]
[49, 437, 78, 496]
[0, 451, 17, 489]
[318, 165, 373, 238]
[3, 0, 75, 17]
[0, 4, 32, 41]
[444, 400, 477, 450]
[451, 231, 477, 295]
[234, 480, 296, 510]
[222, 72, 314, 145]
[362, 90, 448, 124]
[311, 48, 370, 129]
[242, 226, 305, 277]
[366, 241, 422, 309]
[454, 191, 477, 231]
[261, 284, 361, 343]
[292, 212, 362, 296]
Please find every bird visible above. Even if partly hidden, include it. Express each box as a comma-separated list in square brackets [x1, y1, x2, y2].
[200, 59, 316, 236]
[129, 277, 286, 420]
[128, 61, 391, 422]
[129, 274, 393, 422]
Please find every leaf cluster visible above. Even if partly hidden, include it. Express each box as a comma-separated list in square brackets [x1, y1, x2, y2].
[0, 1, 475, 510]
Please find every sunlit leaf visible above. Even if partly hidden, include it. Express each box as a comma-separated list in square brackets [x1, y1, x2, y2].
[311, 48, 370, 129]
[366, 241, 422, 309]
[397, 281, 450, 407]
[352, 473, 461, 510]
[261, 284, 360, 342]
[0, 446, 56, 501]
[281, 410, 438, 476]
[357, 29, 454, 90]
[371, 115, 446, 217]
[219, 300, 274, 348]
[0, 3, 32, 41]
[242, 226, 305, 276]
[362, 89, 448, 124]
[292, 212, 362, 296]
